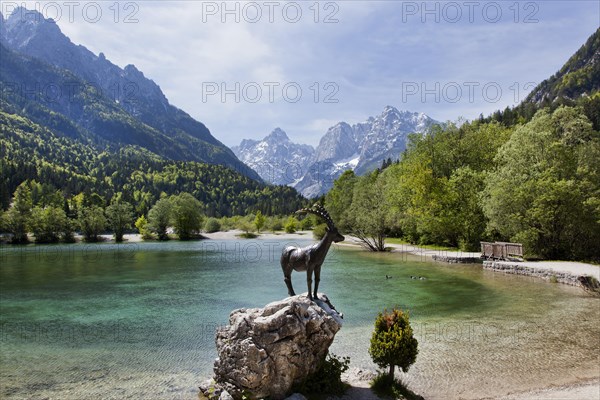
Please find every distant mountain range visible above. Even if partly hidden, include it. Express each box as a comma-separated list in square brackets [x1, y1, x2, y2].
[0, 7, 258, 180]
[233, 106, 438, 197]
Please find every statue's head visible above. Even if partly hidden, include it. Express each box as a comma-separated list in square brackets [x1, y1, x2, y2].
[296, 203, 344, 242]
[328, 226, 345, 243]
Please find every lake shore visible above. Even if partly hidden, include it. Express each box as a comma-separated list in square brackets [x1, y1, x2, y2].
[341, 370, 600, 400]
[7, 231, 600, 400]
[199, 230, 600, 399]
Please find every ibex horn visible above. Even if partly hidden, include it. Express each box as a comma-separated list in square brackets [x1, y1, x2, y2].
[295, 203, 335, 229]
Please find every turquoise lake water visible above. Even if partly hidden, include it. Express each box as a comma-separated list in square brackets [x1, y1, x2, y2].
[1, 238, 598, 399]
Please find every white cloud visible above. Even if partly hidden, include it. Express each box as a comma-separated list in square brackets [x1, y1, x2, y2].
[7, 0, 598, 147]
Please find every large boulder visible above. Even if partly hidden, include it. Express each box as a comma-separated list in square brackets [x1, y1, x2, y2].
[212, 293, 343, 400]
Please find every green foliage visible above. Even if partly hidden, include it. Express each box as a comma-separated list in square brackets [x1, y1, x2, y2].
[481, 107, 600, 260]
[324, 119, 514, 252]
[312, 223, 327, 240]
[2, 205, 28, 244]
[78, 205, 106, 242]
[254, 210, 266, 233]
[369, 308, 418, 381]
[147, 197, 172, 240]
[238, 232, 258, 239]
[170, 193, 204, 240]
[135, 215, 153, 240]
[349, 171, 390, 251]
[284, 216, 298, 233]
[106, 199, 133, 242]
[325, 170, 357, 233]
[29, 206, 68, 243]
[293, 353, 350, 397]
[0, 111, 306, 217]
[237, 218, 256, 236]
[268, 216, 284, 232]
[299, 214, 315, 230]
[385, 121, 511, 249]
[1, 181, 33, 243]
[204, 217, 221, 233]
[217, 216, 237, 231]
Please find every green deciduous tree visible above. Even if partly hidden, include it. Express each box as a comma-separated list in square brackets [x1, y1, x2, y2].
[148, 197, 172, 240]
[369, 308, 418, 381]
[254, 210, 266, 233]
[204, 217, 221, 233]
[312, 223, 327, 240]
[325, 170, 357, 233]
[29, 206, 68, 243]
[284, 216, 298, 233]
[135, 215, 152, 240]
[299, 214, 316, 231]
[382, 121, 511, 249]
[238, 219, 255, 235]
[2, 181, 33, 243]
[481, 107, 600, 260]
[349, 172, 391, 251]
[268, 216, 284, 232]
[106, 199, 133, 242]
[170, 192, 203, 240]
[78, 205, 106, 242]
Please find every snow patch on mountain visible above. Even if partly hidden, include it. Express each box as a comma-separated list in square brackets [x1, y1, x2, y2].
[234, 106, 439, 197]
[232, 128, 315, 186]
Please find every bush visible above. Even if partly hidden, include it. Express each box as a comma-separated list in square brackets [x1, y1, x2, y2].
[268, 217, 284, 232]
[369, 308, 418, 381]
[218, 216, 237, 231]
[204, 217, 221, 233]
[313, 223, 327, 240]
[135, 215, 153, 240]
[293, 353, 350, 396]
[284, 216, 298, 233]
[299, 215, 314, 230]
[237, 219, 255, 234]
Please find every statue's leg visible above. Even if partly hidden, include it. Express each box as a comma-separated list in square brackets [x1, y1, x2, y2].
[313, 266, 321, 300]
[306, 270, 313, 301]
[284, 273, 295, 296]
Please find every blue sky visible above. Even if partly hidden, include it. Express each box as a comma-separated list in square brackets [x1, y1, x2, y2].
[6, 1, 600, 146]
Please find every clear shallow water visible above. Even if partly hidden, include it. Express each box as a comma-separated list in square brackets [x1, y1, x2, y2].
[0, 239, 598, 399]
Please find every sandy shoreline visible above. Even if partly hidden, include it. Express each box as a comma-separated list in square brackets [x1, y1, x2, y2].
[340, 371, 600, 400]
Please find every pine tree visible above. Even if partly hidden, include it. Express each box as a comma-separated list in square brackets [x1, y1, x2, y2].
[369, 308, 418, 381]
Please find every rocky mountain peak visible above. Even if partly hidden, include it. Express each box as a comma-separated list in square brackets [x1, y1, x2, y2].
[232, 128, 315, 186]
[266, 127, 289, 142]
[4, 7, 64, 48]
[1, 7, 256, 178]
[238, 106, 439, 197]
[314, 122, 356, 162]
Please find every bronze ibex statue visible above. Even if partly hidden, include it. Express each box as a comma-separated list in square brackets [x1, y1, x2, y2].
[280, 204, 345, 301]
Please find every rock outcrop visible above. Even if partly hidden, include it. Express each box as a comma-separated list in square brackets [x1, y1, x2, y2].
[209, 294, 343, 400]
